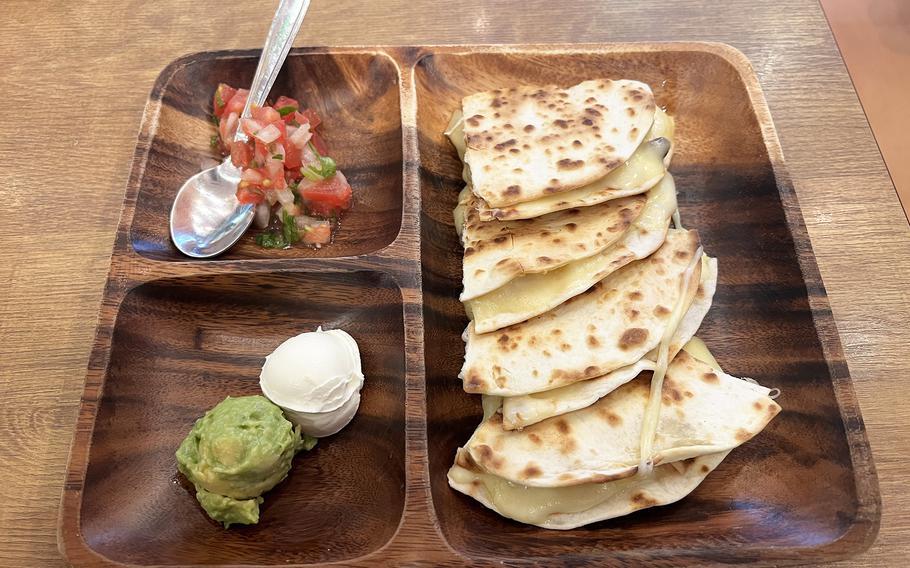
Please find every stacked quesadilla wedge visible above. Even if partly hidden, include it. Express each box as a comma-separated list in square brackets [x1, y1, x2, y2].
[449, 348, 780, 529]
[444, 79, 780, 529]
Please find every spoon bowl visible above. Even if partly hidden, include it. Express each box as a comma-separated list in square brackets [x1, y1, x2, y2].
[169, 160, 254, 258]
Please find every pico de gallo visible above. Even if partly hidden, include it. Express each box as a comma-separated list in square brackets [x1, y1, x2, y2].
[212, 83, 353, 249]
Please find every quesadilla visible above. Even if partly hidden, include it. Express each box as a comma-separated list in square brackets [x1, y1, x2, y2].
[460, 229, 702, 396]
[459, 351, 781, 488]
[448, 448, 728, 530]
[462, 173, 677, 333]
[457, 190, 648, 302]
[501, 255, 718, 430]
[446, 83, 675, 221]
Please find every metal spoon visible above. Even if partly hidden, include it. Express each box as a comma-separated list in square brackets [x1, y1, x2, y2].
[170, 0, 311, 258]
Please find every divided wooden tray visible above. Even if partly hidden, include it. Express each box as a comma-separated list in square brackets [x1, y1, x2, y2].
[59, 44, 880, 567]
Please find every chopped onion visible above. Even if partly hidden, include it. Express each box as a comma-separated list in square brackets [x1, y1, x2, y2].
[265, 159, 284, 181]
[275, 187, 295, 206]
[289, 122, 312, 149]
[221, 112, 239, 147]
[272, 141, 286, 161]
[253, 123, 281, 144]
[241, 118, 262, 137]
[241, 168, 263, 183]
[301, 143, 319, 167]
[253, 202, 270, 228]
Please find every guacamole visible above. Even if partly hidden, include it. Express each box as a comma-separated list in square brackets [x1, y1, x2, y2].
[176, 395, 317, 528]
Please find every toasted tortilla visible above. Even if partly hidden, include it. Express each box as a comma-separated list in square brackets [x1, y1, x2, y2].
[461, 351, 781, 488]
[448, 106, 675, 222]
[460, 79, 656, 208]
[448, 448, 728, 530]
[501, 256, 718, 429]
[458, 191, 647, 301]
[464, 173, 677, 333]
[460, 229, 701, 396]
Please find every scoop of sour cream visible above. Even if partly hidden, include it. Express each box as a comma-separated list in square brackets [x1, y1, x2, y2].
[259, 327, 364, 437]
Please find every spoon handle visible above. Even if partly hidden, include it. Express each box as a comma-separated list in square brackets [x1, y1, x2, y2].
[234, 0, 311, 143]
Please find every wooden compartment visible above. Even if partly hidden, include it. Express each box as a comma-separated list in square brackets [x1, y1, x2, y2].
[79, 271, 406, 564]
[129, 50, 403, 261]
[416, 46, 879, 565]
[60, 44, 879, 567]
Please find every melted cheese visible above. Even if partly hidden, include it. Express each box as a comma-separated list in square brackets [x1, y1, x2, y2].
[682, 337, 721, 370]
[465, 173, 678, 333]
[445, 111, 472, 184]
[481, 395, 503, 421]
[638, 248, 703, 474]
[449, 464, 618, 525]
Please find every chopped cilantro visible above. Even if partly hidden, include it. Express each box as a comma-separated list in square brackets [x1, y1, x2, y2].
[281, 209, 300, 245]
[272, 153, 284, 160]
[255, 232, 287, 249]
[303, 142, 337, 179]
[210, 114, 220, 126]
[301, 166, 323, 182]
[319, 156, 336, 178]
[277, 105, 297, 117]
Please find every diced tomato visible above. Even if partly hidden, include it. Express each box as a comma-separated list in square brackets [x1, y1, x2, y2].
[237, 186, 265, 204]
[284, 142, 303, 169]
[251, 105, 281, 124]
[299, 108, 321, 129]
[213, 83, 237, 117]
[302, 221, 332, 245]
[301, 172, 352, 217]
[223, 89, 249, 117]
[309, 131, 329, 155]
[274, 96, 300, 121]
[230, 140, 252, 168]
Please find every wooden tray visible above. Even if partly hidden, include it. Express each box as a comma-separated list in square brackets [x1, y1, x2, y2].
[59, 44, 880, 567]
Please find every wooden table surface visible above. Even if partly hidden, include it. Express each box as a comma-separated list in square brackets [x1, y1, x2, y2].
[1, 0, 906, 566]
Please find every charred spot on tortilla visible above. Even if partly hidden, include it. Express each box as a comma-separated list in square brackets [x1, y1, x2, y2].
[619, 328, 649, 350]
[702, 372, 719, 383]
[521, 464, 543, 479]
[632, 492, 659, 507]
[557, 158, 585, 170]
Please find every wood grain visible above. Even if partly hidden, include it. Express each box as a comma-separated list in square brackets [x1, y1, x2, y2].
[0, 1, 906, 567]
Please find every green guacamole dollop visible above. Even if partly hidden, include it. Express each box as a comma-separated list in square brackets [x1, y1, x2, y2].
[176, 395, 317, 528]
